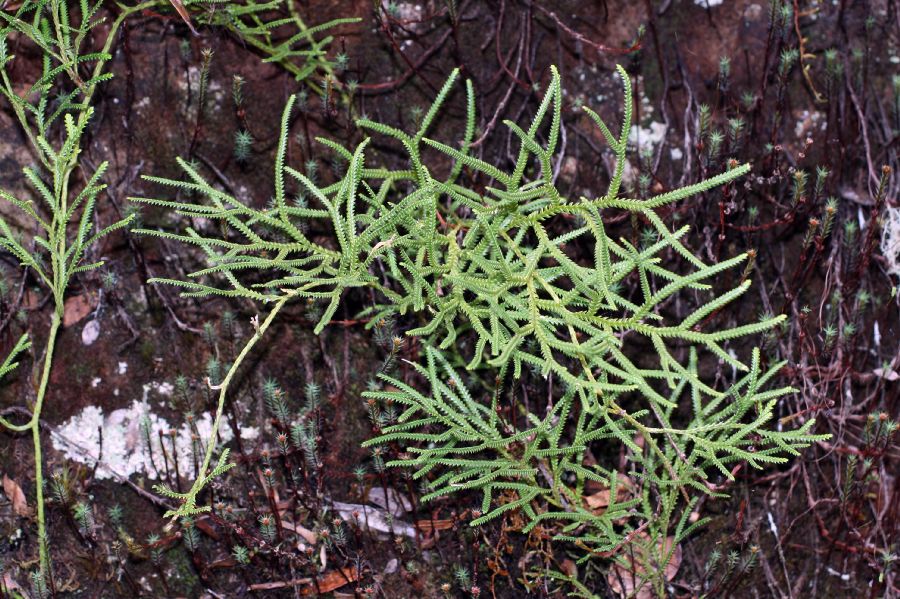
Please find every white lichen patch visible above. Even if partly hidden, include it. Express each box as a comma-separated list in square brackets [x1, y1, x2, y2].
[134, 96, 151, 112]
[694, 0, 724, 7]
[50, 383, 258, 480]
[628, 121, 667, 148]
[386, 1, 422, 21]
[155, 381, 175, 396]
[637, 77, 654, 118]
[881, 206, 900, 280]
[117, 361, 128, 375]
[176, 66, 227, 123]
[793, 110, 825, 139]
[81, 320, 100, 346]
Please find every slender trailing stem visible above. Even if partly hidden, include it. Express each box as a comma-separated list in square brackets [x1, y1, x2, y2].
[29, 311, 60, 578]
[198, 296, 289, 479]
[158, 294, 291, 520]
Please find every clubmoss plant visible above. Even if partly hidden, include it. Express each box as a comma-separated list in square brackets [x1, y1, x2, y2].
[132, 64, 827, 593]
[0, 0, 323, 585]
[191, 0, 361, 99]
[0, 0, 152, 580]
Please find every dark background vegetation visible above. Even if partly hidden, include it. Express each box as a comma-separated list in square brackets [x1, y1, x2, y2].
[0, 0, 898, 597]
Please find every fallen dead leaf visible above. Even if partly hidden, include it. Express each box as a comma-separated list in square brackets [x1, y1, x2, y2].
[367, 486, 413, 516]
[414, 518, 454, 533]
[607, 534, 682, 599]
[63, 295, 93, 326]
[248, 566, 358, 593]
[560, 558, 578, 578]
[281, 520, 318, 545]
[2, 572, 22, 592]
[2, 474, 30, 517]
[383, 558, 399, 575]
[873, 367, 899, 381]
[307, 567, 359, 594]
[23, 290, 41, 309]
[584, 474, 635, 514]
[193, 516, 220, 541]
[168, 0, 199, 35]
[207, 557, 237, 570]
[332, 501, 417, 538]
